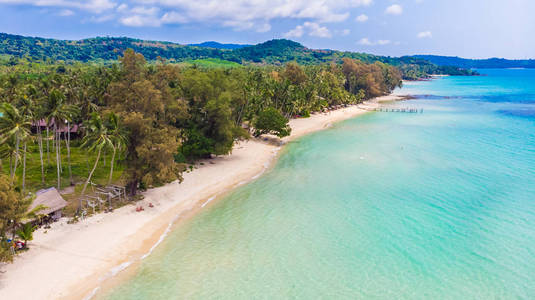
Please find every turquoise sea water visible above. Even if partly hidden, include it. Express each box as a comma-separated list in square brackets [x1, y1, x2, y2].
[99, 69, 535, 299]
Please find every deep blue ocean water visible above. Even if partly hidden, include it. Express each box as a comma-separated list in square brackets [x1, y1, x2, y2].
[98, 69, 535, 299]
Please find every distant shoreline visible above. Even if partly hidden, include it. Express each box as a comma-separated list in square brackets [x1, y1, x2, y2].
[0, 95, 404, 300]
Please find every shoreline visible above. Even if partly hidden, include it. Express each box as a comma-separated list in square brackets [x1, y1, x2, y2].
[0, 95, 402, 300]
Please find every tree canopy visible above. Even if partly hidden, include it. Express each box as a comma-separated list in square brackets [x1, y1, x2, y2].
[1, 49, 403, 198]
[253, 107, 291, 138]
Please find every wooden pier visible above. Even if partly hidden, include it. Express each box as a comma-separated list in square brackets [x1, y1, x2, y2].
[360, 106, 423, 113]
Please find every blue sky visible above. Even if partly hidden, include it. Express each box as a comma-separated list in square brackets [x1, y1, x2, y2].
[1, 0, 534, 59]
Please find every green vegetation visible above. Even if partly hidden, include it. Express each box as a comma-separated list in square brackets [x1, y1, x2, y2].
[184, 58, 241, 68]
[1, 47, 402, 220]
[0, 33, 476, 79]
[0, 36, 415, 261]
[253, 108, 291, 138]
[0, 174, 33, 262]
[1, 142, 124, 193]
[16, 223, 36, 245]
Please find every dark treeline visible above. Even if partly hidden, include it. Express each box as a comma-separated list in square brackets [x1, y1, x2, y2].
[0, 50, 401, 197]
[413, 55, 535, 69]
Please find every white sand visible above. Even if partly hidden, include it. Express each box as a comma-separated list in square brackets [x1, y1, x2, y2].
[0, 96, 400, 299]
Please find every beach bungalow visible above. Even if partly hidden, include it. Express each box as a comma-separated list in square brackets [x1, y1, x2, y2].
[32, 119, 81, 138]
[29, 187, 68, 221]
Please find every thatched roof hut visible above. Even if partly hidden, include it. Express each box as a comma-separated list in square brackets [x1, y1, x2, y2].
[29, 187, 68, 220]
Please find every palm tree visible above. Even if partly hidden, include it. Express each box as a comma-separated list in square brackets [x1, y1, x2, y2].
[0, 103, 32, 186]
[105, 112, 127, 184]
[16, 223, 36, 247]
[24, 84, 47, 185]
[44, 89, 78, 190]
[0, 138, 17, 177]
[80, 113, 113, 202]
[18, 92, 43, 191]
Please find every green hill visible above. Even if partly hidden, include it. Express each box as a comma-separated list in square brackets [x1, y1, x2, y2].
[0, 32, 476, 79]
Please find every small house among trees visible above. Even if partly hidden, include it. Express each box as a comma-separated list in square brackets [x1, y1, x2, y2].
[29, 187, 68, 221]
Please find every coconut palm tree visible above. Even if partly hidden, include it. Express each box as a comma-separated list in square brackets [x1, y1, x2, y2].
[80, 113, 113, 201]
[16, 223, 36, 247]
[25, 85, 47, 185]
[0, 103, 32, 186]
[0, 138, 17, 177]
[18, 91, 42, 190]
[44, 89, 78, 190]
[105, 112, 127, 184]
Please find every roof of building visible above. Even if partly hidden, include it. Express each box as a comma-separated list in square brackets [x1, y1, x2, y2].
[32, 119, 80, 133]
[29, 187, 68, 215]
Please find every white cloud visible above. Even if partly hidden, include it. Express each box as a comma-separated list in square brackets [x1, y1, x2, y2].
[385, 4, 403, 15]
[417, 30, 432, 38]
[0, 0, 116, 13]
[340, 29, 350, 36]
[0, 0, 376, 32]
[284, 25, 305, 38]
[304, 22, 332, 38]
[357, 37, 373, 45]
[130, 6, 159, 16]
[116, 3, 128, 12]
[58, 9, 74, 16]
[256, 23, 272, 33]
[132, 0, 373, 30]
[117, 5, 162, 27]
[284, 21, 332, 38]
[160, 11, 188, 24]
[120, 14, 161, 27]
[355, 14, 368, 22]
[88, 14, 115, 23]
[357, 38, 392, 46]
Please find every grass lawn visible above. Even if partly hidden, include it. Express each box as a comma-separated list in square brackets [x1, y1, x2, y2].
[182, 58, 241, 68]
[1, 139, 125, 216]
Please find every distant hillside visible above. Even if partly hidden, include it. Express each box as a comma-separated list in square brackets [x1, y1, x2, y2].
[0, 33, 225, 62]
[0, 32, 476, 79]
[188, 41, 250, 49]
[413, 55, 535, 69]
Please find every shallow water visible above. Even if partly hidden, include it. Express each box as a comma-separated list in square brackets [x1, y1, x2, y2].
[99, 69, 535, 299]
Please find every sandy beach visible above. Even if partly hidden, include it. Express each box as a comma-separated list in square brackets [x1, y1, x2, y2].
[0, 95, 401, 300]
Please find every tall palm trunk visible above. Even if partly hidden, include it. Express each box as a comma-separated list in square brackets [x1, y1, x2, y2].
[55, 124, 61, 190]
[9, 155, 13, 178]
[12, 134, 20, 181]
[108, 146, 116, 185]
[46, 126, 50, 165]
[22, 141, 27, 192]
[66, 121, 73, 186]
[58, 130, 62, 173]
[85, 151, 90, 177]
[80, 149, 101, 208]
[37, 126, 45, 184]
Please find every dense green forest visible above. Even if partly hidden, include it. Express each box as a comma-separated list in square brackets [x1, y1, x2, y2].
[413, 55, 535, 69]
[0, 49, 401, 194]
[0, 33, 476, 79]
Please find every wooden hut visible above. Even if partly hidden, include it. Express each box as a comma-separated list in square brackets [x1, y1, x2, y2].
[29, 187, 68, 221]
[32, 119, 80, 138]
